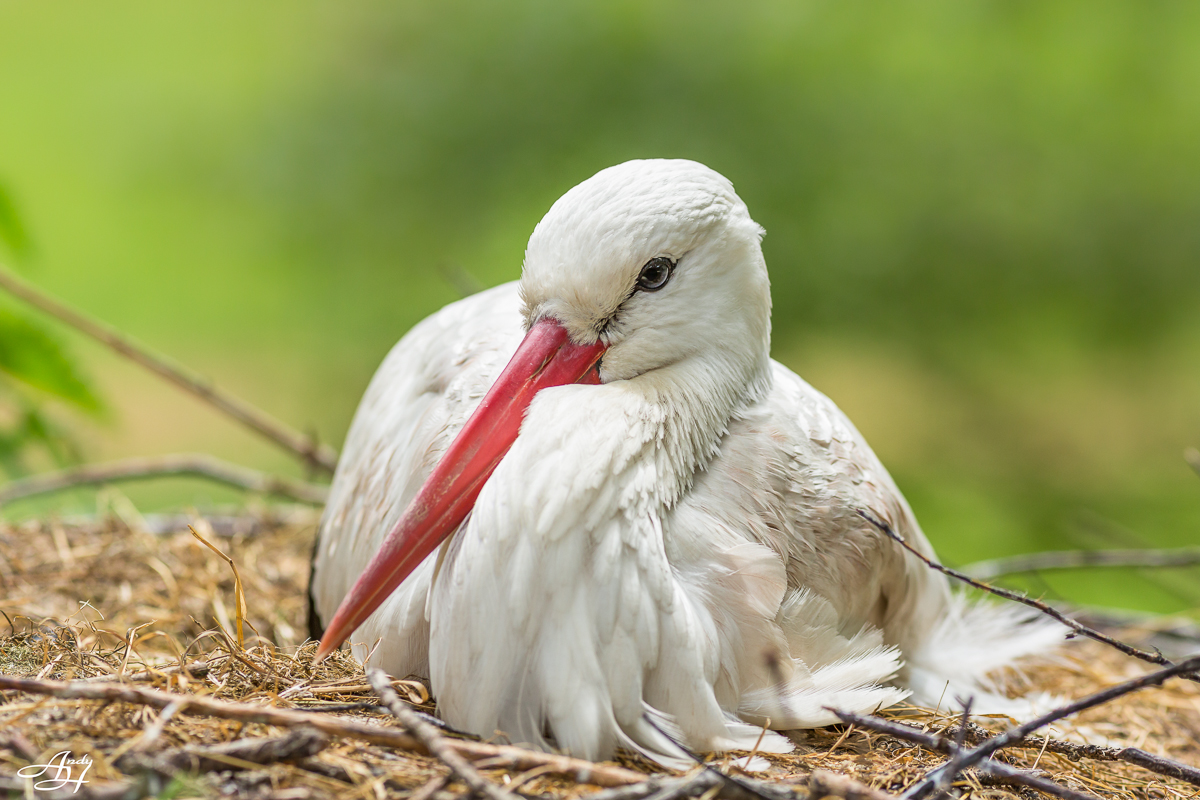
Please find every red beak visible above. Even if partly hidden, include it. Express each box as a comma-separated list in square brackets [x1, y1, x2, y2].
[314, 317, 606, 660]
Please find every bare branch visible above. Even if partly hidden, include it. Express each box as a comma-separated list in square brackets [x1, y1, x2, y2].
[938, 654, 1200, 777]
[639, 713, 787, 800]
[579, 771, 832, 800]
[806, 770, 898, 800]
[937, 717, 1200, 785]
[626, 771, 719, 800]
[932, 698, 971, 796]
[368, 668, 511, 800]
[832, 712, 1095, 800]
[0, 265, 338, 474]
[856, 510, 1189, 675]
[880, 654, 1200, 799]
[145, 727, 330, 773]
[583, 776, 695, 800]
[0, 674, 647, 788]
[962, 546, 1200, 580]
[0, 453, 329, 507]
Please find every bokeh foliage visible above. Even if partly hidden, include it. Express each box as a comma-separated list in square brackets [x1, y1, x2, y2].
[0, 0, 1196, 609]
[232, 2, 1200, 351]
[0, 183, 102, 475]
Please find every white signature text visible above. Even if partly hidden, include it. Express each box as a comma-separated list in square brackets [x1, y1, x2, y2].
[16, 751, 93, 793]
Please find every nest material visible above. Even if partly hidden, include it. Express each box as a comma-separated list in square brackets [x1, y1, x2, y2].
[0, 512, 1197, 799]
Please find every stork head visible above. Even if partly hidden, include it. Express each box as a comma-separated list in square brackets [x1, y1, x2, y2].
[520, 158, 771, 385]
[315, 160, 772, 660]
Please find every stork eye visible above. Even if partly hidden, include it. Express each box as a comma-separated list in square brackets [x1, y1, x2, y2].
[636, 257, 675, 292]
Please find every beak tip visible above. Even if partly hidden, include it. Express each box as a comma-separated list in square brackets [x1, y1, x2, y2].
[312, 637, 338, 663]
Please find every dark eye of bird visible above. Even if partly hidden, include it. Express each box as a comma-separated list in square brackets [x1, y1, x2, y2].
[636, 257, 675, 292]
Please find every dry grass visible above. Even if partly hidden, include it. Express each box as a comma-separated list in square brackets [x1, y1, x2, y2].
[0, 512, 1197, 799]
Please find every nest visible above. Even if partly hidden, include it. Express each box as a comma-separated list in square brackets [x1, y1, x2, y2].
[0, 512, 1197, 799]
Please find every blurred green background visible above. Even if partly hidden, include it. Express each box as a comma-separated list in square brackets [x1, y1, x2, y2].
[0, 1, 1197, 613]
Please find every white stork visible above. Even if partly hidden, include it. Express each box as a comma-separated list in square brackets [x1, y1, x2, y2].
[309, 159, 1061, 765]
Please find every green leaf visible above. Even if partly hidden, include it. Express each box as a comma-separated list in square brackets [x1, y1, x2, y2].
[0, 181, 31, 260]
[0, 308, 102, 413]
[0, 393, 82, 476]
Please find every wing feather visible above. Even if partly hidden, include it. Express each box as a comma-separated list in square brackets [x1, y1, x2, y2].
[309, 282, 526, 676]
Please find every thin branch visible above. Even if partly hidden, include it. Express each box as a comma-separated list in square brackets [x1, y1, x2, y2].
[584, 770, 888, 800]
[932, 698, 971, 797]
[639, 713, 788, 800]
[0, 453, 329, 507]
[291, 700, 381, 713]
[639, 771, 721, 800]
[936, 654, 1200, 779]
[943, 717, 1200, 788]
[940, 716, 1166, 765]
[409, 774, 452, 800]
[368, 668, 511, 800]
[583, 776, 696, 800]
[143, 727, 330, 773]
[80, 658, 214, 683]
[832, 712, 1095, 800]
[806, 771, 899, 800]
[962, 546, 1200, 580]
[886, 654, 1200, 799]
[0, 675, 646, 788]
[0, 265, 338, 474]
[1119, 748, 1200, 786]
[856, 510, 1186, 674]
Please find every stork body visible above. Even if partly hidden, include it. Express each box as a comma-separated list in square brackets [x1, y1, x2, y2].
[310, 160, 1060, 764]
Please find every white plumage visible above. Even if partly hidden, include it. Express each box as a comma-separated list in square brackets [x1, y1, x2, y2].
[310, 159, 1062, 765]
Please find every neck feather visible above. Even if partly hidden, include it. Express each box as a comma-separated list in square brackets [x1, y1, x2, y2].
[631, 348, 772, 507]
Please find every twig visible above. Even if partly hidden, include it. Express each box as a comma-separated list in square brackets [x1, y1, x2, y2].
[833, 712, 1095, 800]
[409, 773, 453, 800]
[147, 727, 330, 773]
[639, 713, 789, 800]
[80, 658, 214, 683]
[0, 675, 646, 787]
[931, 705, 1200, 777]
[962, 546, 1200, 580]
[886, 654, 1200, 798]
[1116, 749, 1200, 787]
[936, 654, 1200, 779]
[932, 699, 971, 797]
[368, 668, 511, 800]
[641, 771, 722, 800]
[584, 776, 695, 800]
[620, 770, 810, 800]
[856, 510, 1186, 674]
[292, 701, 384, 713]
[0, 453, 329, 507]
[806, 770, 898, 800]
[0, 730, 39, 762]
[0, 265, 338, 474]
[304, 678, 429, 702]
